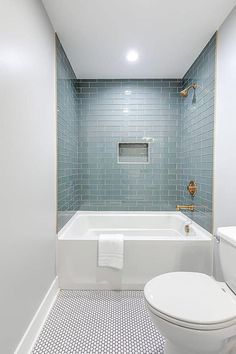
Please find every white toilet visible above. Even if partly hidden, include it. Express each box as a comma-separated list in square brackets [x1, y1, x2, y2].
[144, 227, 236, 354]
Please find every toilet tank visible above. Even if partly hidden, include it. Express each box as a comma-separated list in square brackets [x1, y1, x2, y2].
[218, 227, 236, 294]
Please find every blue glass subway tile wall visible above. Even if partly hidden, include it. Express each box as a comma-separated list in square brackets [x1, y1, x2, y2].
[179, 34, 216, 232]
[56, 36, 80, 228]
[56, 35, 215, 232]
[75, 79, 182, 211]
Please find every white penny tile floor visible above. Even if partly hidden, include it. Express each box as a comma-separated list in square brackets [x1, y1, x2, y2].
[32, 290, 165, 354]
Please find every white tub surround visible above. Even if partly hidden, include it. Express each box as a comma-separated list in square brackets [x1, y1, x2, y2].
[57, 212, 213, 290]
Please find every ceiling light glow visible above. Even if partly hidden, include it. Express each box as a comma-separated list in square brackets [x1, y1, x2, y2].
[126, 50, 139, 62]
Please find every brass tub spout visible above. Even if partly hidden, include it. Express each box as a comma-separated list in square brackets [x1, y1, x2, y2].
[176, 205, 195, 212]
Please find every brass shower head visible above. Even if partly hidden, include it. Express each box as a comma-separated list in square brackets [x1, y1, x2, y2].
[180, 83, 198, 97]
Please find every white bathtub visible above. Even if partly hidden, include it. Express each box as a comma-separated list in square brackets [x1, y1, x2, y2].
[57, 211, 213, 289]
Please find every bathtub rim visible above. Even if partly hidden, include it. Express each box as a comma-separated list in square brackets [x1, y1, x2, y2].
[58, 211, 213, 241]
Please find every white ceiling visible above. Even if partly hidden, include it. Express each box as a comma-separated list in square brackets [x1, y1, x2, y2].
[42, 0, 236, 79]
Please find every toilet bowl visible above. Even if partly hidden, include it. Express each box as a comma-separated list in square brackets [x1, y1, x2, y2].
[144, 227, 236, 354]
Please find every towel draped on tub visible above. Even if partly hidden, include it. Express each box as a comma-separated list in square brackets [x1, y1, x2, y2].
[98, 234, 124, 270]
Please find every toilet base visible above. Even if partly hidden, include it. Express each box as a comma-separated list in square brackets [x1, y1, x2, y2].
[146, 302, 236, 354]
[164, 340, 193, 354]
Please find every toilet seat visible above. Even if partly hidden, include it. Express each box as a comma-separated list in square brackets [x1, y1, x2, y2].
[146, 301, 236, 331]
[144, 272, 236, 331]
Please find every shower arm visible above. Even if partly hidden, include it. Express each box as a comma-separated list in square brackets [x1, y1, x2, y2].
[185, 83, 197, 91]
[180, 83, 198, 97]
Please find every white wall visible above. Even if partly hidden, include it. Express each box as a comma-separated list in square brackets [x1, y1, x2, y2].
[213, 6, 236, 279]
[0, 1, 56, 353]
[214, 5, 236, 231]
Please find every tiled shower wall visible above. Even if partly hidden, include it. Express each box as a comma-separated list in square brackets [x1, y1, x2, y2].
[57, 35, 215, 231]
[75, 79, 182, 211]
[179, 35, 216, 232]
[56, 37, 80, 228]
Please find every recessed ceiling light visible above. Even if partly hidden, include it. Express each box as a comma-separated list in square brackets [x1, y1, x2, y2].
[126, 50, 139, 62]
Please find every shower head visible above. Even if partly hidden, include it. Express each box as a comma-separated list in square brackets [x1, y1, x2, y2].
[180, 83, 197, 97]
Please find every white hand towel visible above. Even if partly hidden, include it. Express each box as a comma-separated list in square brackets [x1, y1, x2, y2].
[98, 234, 124, 270]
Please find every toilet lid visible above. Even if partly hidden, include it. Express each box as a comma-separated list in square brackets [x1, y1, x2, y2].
[144, 272, 236, 327]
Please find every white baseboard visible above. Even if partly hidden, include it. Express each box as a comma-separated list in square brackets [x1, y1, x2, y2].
[14, 276, 59, 354]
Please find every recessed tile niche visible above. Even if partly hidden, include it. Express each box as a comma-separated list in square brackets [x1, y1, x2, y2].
[118, 143, 149, 164]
